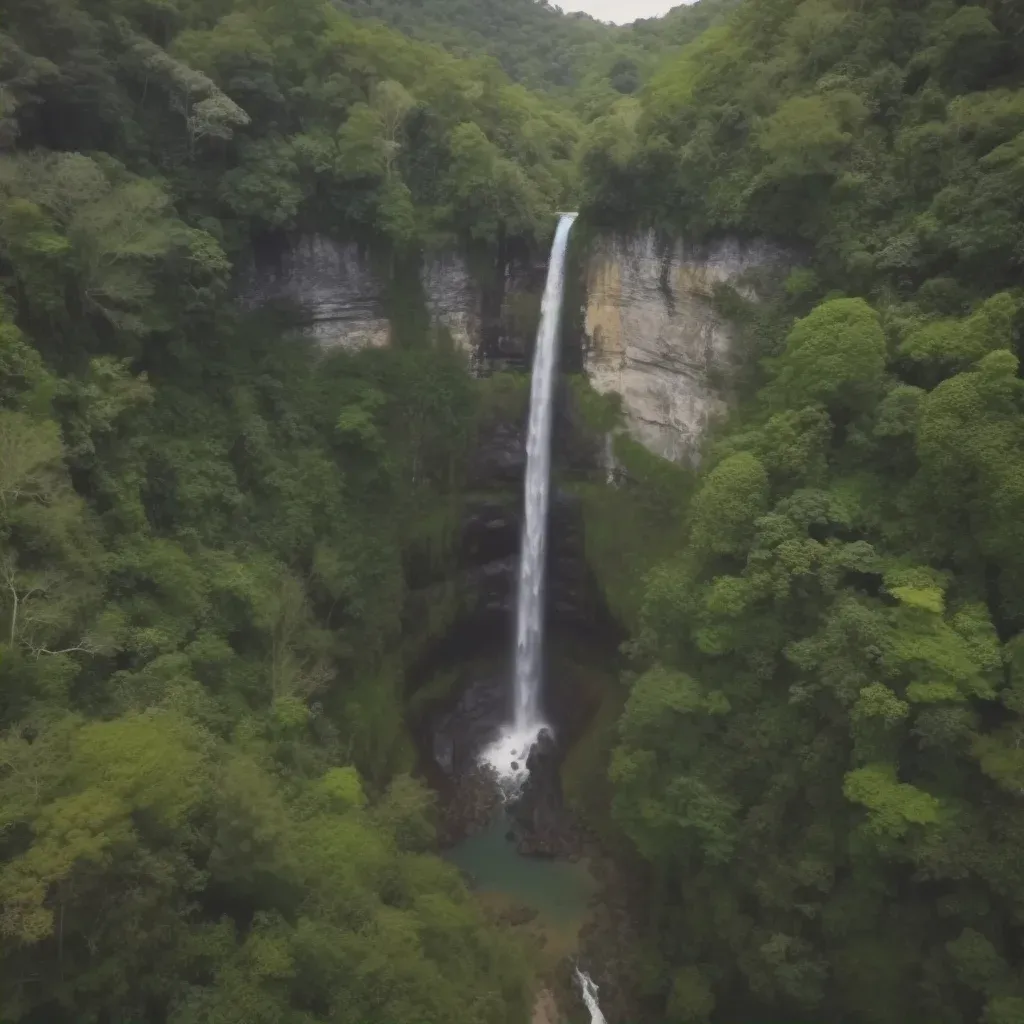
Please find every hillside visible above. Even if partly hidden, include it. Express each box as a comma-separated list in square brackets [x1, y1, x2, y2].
[336, 0, 739, 105]
[577, 1, 1024, 1022]
[4, 0, 1024, 1022]
[0, 0, 576, 1018]
[337, 0, 612, 92]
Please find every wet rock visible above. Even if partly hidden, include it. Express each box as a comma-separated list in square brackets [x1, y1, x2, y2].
[238, 233, 549, 371]
[498, 904, 539, 927]
[422, 252, 481, 364]
[516, 836, 559, 858]
[436, 765, 503, 846]
[575, 852, 657, 1024]
[508, 729, 581, 859]
[427, 666, 516, 787]
[461, 502, 518, 553]
[239, 235, 392, 350]
[466, 420, 526, 489]
[532, 988, 561, 1024]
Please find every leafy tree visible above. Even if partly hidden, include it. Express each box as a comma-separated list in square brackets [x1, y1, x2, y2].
[769, 298, 887, 414]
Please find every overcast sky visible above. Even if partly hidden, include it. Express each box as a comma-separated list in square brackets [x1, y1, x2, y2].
[558, 0, 694, 25]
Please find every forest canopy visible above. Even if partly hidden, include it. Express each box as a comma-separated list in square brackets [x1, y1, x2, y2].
[0, 0, 572, 1019]
[575, 1, 1024, 1023]
[335, 0, 740, 115]
[5, 0, 1024, 1021]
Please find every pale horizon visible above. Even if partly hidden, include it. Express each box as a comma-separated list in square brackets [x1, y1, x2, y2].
[558, 0, 696, 25]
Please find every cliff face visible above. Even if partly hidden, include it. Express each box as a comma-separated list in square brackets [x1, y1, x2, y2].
[241, 235, 392, 350]
[240, 230, 790, 463]
[240, 234, 542, 370]
[582, 232, 791, 463]
[422, 252, 481, 363]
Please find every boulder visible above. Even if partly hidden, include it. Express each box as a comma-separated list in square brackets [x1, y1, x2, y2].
[507, 729, 580, 859]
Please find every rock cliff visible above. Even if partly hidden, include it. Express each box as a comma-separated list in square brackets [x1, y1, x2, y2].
[422, 252, 480, 362]
[582, 232, 791, 463]
[241, 235, 392, 350]
[240, 230, 790, 463]
[240, 234, 542, 369]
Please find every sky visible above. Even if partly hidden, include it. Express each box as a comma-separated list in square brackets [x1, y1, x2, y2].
[558, 0, 695, 25]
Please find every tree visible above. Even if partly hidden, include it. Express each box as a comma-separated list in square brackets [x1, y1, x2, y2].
[128, 32, 250, 156]
[769, 298, 887, 415]
[689, 451, 769, 558]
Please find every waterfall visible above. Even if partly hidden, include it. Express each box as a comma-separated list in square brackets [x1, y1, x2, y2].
[481, 212, 577, 792]
[513, 212, 577, 727]
[574, 968, 608, 1024]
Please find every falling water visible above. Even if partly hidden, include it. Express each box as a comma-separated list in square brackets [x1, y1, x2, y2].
[512, 212, 577, 726]
[574, 968, 608, 1024]
[481, 212, 577, 791]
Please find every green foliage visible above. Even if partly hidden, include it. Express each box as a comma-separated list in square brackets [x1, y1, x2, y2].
[0, 0, 557, 1019]
[667, 965, 716, 1023]
[577, 430, 693, 631]
[689, 452, 769, 558]
[444, 122, 547, 242]
[336, 0, 739, 104]
[843, 763, 943, 839]
[14, 0, 1024, 1022]
[770, 299, 886, 413]
[583, 5, 1024, 1008]
[3, 0, 579, 259]
[582, 0, 1024, 298]
[899, 292, 1020, 378]
[0, 711, 529, 1023]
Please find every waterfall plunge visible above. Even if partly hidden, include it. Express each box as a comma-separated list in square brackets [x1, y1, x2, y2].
[481, 212, 577, 794]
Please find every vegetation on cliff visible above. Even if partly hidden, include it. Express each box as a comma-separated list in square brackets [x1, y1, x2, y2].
[6, 0, 580, 255]
[336, 0, 739, 115]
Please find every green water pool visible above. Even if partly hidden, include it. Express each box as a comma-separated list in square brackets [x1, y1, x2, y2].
[444, 808, 596, 930]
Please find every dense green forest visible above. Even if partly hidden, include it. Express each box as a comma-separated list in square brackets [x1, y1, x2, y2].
[5, 0, 1024, 1021]
[0, 0, 578, 1018]
[336, 0, 612, 93]
[335, 0, 738, 113]
[579, 1, 1024, 1023]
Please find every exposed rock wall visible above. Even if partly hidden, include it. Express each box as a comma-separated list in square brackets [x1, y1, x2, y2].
[583, 232, 791, 463]
[240, 230, 790, 464]
[422, 253, 481, 363]
[241, 235, 392, 350]
[240, 234, 543, 368]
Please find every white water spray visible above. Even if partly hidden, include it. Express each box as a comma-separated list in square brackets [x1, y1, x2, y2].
[481, 212, 577, 793]
[574, 967, 608, 1024]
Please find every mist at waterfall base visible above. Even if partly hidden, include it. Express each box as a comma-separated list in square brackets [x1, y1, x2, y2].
[480, 213, 577, 795]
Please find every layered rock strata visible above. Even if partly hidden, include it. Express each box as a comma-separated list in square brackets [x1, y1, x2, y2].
[583, 232, 791, 463]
